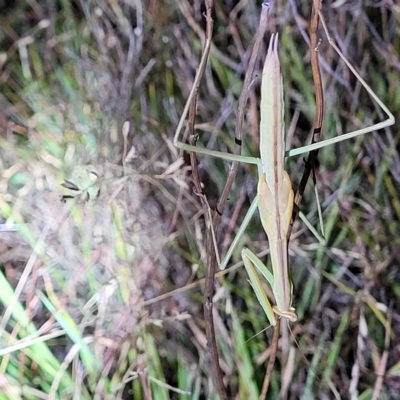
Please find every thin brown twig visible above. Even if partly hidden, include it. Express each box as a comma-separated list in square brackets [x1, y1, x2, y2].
[288, 0, 324, 237]
[187, 3, 272, 398]
[181, 2, 272, 397]
[260, 319, 280, 400]
[178, 2, 227, 397]
[186, 97, 223, 384]
[194, 2, 229, 397]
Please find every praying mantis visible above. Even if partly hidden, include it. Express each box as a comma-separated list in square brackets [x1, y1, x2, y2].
[60, 165, 101, 203]
[173, 7, 395, 329]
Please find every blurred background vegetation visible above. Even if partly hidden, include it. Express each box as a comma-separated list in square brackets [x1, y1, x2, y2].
[0, 0, 399, 399]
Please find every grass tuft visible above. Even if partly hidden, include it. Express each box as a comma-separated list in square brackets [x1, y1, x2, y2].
[0, 1, 399, 398]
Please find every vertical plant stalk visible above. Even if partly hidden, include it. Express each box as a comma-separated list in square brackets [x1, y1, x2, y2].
[260, 317, 280, 399]
[183, 1, 229, 397]
[289, 0, 324, 235]
[186, 2, 272, 398]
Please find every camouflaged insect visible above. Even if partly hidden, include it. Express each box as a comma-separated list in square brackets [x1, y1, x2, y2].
[60, 165, 101, 203]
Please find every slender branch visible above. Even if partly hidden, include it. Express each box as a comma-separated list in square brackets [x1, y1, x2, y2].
[260, 319, 280, 400]
[288, 0, 324, 237]
[180, 1, 229, 398]
[183, 3, 272, 397]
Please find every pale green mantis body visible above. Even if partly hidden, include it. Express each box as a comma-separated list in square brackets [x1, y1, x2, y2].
[239, 33, 296, 324]
[173, 10, 395, 328]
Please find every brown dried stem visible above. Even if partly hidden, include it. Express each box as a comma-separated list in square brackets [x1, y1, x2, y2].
[289, 0, 324, 237]
[185, 2, 272, 398]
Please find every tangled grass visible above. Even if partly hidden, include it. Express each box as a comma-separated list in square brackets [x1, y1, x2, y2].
[0, 1, 399, 399]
